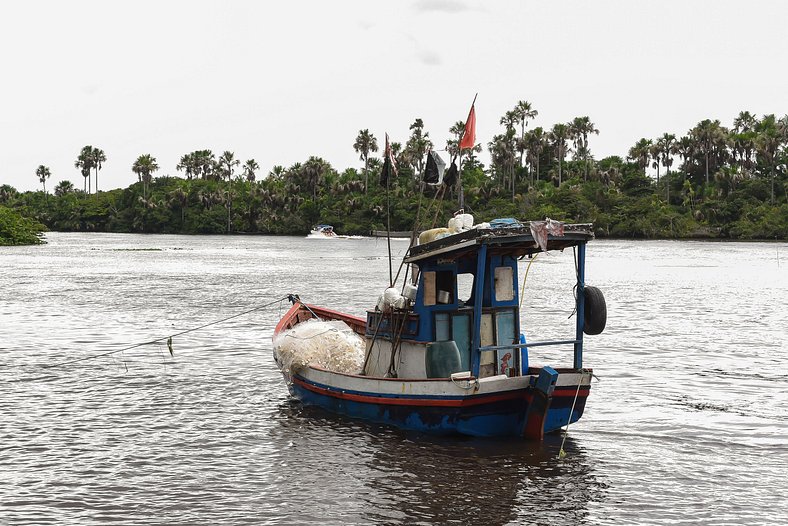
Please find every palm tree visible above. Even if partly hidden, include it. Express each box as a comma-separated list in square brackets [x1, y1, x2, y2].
[404, 119, 433, 181]
[54, 180, 74, 197]
[549, 123, 570, 185]
[176, 152, 196, 179]
[353, 129, 378, 193]
[628, 138, 653, 175]
[243, 159, 260, 182]
[268, 165, 286, 180]
[656, 133, 676, 202]
[512, 101, 538, 169]
[499, 110, 519, 192]
[488, 130, 517, 194]
[218, 151, 240, 181]
[690, 119, 727, 185]
[75, 146, 94, 193]
[446, 121, 465, 159]
[499, 110, 517, 133]
[303, 156, 330, 201]
[524, 127, 546, 184]
[569, 117, 599, 181]
[733, 111, 757, 133]
[198, 150, 217, 180]
[36, 165, 51, 195]
[132, 154, 159, 200]
[168, 186, 189, 228]
[754, 114, 783, 204]
[674, 135, 694, 183]
[90, 147, 106, 192]
[649, 142, 662, 184]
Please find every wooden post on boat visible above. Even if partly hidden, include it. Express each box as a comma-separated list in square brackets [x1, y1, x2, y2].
[523, 366, 558, 440]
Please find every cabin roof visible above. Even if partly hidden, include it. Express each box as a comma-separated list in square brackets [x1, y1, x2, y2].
[404, 223, 594, 264]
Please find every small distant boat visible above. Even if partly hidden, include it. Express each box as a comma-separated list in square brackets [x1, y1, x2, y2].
[275, 219, 607, 440]
[307, 225, 337, 238]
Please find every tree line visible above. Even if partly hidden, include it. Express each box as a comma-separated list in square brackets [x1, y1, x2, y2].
[6, 100, 787, 241]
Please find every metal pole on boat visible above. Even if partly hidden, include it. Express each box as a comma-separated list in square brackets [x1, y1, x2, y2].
[459, 150, 464, 210]
[573, 242, 586, 370]
[386, 164, 393, 287]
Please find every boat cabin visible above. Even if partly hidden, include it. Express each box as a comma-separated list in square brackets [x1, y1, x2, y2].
[363, 223, 594, 380]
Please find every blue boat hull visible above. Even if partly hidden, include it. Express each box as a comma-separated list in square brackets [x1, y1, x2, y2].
[291, 374, 588, 438]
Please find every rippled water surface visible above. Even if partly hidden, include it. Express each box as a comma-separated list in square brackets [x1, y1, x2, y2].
[2, 233, 787, 525]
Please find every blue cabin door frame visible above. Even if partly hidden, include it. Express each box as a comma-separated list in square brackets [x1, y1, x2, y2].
[573, 242, 586, 369]
[470, 244, 487, 378]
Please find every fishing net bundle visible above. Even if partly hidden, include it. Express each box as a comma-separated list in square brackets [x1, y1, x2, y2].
[273, 319, 365, 377]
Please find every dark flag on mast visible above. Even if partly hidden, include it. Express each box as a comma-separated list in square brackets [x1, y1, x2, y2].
[380, 133, 398, 186]
[424, 151, 446, 184]
[443, 161, 458, 187]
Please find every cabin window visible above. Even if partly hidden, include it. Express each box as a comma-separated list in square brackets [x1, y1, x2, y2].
[495, 310, 517, 377]
[495, 309, 516, 346]
[452, 314, 471, 371]
[422, 270, 454, 306]
[435, 312, 450, 341]
[494, 266, 514, 302]
[435, 270, 454, 304]
[457, 273, 474, 305]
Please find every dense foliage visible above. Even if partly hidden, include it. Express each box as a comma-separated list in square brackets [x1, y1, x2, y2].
[0, 205, 45, 245]
[3, 104, 786, 240]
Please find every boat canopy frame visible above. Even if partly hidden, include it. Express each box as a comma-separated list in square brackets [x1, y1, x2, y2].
[404, 223, 593, 376]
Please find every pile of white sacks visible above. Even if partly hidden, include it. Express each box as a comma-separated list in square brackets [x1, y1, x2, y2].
[273, 319, 366, 376]
[418, 213, 490, 245]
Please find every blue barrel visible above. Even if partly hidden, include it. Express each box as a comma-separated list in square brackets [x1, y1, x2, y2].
[425, 341, 462, 378]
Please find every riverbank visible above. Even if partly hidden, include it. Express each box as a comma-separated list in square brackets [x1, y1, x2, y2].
[2, 161, 786, 241]
[0, 206, 45, 245]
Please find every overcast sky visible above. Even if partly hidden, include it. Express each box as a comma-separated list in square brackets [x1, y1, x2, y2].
[2, 0, 786, 192]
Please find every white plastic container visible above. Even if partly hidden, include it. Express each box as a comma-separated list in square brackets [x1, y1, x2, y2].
[383, 287, 400, 305]
[459, 213, 474, 229]
[403, 284, 418, 301]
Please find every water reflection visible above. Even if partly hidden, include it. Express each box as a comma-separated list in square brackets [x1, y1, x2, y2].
[272, 402, 603, 525]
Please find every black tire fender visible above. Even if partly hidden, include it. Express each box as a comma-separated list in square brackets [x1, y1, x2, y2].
[583, 285, 607, 335]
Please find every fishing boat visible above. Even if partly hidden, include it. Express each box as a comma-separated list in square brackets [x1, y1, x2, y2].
[274, 219, 606, 439]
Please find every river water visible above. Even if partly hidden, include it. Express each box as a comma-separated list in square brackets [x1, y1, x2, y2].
[1, 233, 786, 525]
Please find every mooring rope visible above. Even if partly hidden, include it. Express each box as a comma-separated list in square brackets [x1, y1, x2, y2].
[558, 369, 597, 459]
[45, 295, 290, 368]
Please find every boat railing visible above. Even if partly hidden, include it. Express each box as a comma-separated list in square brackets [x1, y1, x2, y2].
[477, 339, 579, 353]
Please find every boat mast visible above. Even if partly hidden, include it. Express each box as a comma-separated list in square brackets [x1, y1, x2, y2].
[457, 93, 477, 211]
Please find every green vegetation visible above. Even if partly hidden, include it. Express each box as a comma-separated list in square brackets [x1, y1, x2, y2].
[3, 105, 787, 240]
[0, 205, 46, 245]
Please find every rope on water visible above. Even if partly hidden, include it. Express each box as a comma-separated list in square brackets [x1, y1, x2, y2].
[45, 295, 290, 368]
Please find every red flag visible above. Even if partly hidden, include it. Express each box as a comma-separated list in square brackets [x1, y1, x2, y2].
[459, 104, 476, 150]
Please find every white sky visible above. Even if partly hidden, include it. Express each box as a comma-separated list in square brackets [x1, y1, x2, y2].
[2, 0, 786, 192]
